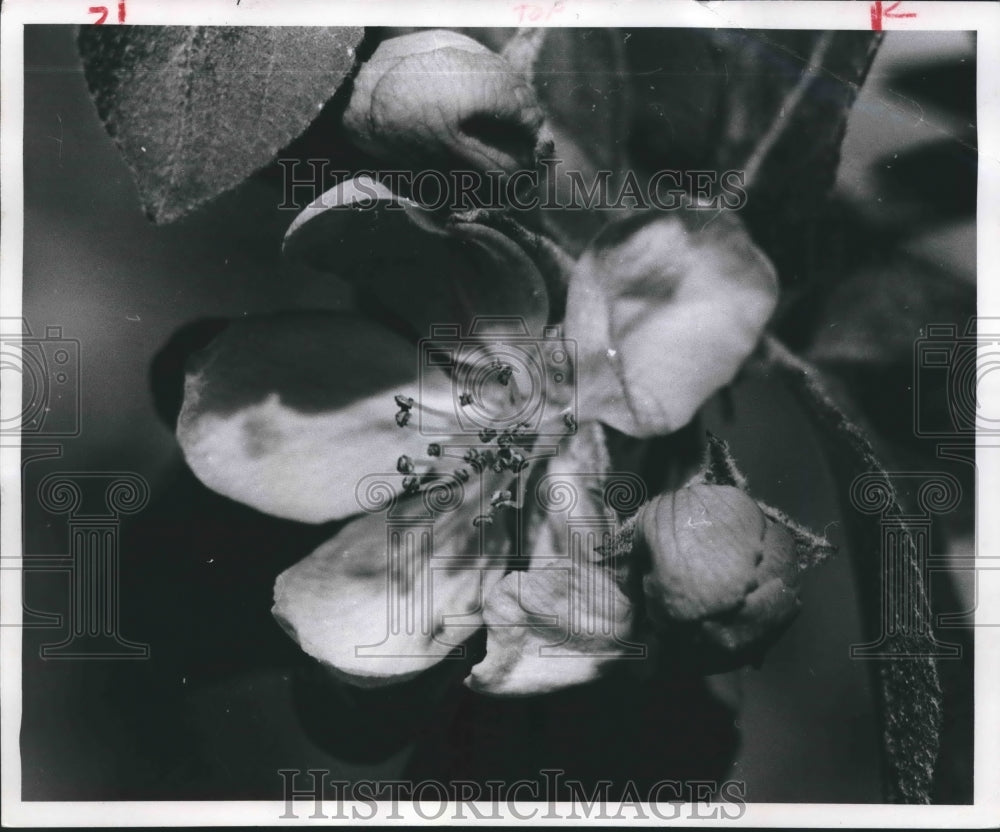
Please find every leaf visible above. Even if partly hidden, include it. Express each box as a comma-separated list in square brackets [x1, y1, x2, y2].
[761, 336, 942, 804]
[78, 26, 364, 223]
[802, 248, 975, 458]
[756, 500, 837, 570]
[708, 30, 881, 279]
[615, 29, 881, 227]
[621, 28, 728, 176]
[887, 59, 977, 124]
[698, 431, 748, 491]
[873, 142, 977, 222]
[806, 255, 975, 369]
[712, 29, 881, 212]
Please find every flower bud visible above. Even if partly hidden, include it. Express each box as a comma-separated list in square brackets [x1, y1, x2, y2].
[343, 30, 550, 178]
[636, 484, 801, 668]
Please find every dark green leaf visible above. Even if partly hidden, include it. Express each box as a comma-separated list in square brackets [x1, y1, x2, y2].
[699, 431, 748, 490]
[803, 250, 975, 459]
[78, 26, 364, 223]
[807, 253, 974, 368]
[873, 142, 977, 221]
[711, 30, 881, 209]
[887, 59, 977, 124]
[622, 28, 727, 176]
[762, 336, 942, 804]
[709, 30, 882, 281]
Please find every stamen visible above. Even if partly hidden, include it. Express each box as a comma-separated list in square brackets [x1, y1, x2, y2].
[389, 387, 555, 515]
[392, 390, 461, 428]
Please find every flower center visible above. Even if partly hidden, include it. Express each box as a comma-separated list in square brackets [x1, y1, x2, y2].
[390, 358, 576, 527]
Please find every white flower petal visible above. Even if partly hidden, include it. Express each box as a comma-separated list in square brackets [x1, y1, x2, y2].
[273, 471, 513, 686]
[565, 211, 778, 438]
[177, 311, 458, 524]
[283, 176, 550, 339]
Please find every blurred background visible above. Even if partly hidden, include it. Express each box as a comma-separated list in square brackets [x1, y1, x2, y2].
[16, 26, 974, 802]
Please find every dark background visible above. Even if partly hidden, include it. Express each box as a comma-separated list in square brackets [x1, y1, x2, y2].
[18, 25, 975, 802]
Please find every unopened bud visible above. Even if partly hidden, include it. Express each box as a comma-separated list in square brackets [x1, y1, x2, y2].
[636, 484, 800, 668]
